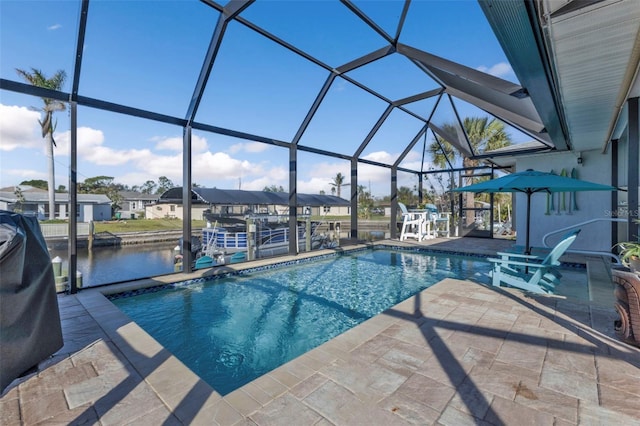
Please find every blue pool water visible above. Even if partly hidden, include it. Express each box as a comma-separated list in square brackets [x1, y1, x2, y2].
[111, 248, 493, 395]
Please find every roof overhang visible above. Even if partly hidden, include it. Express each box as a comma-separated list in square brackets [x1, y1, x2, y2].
[479, 0, 640, 154]
[478, 0, 570, 151]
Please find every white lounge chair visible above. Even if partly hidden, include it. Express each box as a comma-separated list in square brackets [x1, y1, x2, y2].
[487, 229, 581, 294]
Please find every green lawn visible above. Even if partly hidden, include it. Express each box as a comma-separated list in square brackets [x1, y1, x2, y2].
[93, 219, 207, 233]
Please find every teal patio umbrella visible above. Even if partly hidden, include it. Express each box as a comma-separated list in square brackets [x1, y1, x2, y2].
[451, 169, 617, 254]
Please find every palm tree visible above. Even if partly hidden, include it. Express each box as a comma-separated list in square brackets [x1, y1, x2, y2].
[397, 186, 417, 207]
[430, 116, 511, 170]
[329, 172, 347, 198]
[430, 116, 512, 227]
[357, 185, 374, 218]
[16, 68, 67, 220]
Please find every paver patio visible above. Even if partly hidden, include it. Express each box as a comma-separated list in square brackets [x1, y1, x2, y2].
[2, 238, 639, 425]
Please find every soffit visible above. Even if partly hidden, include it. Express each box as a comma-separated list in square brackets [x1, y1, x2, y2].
[541, 0, 640, 152]
[479, 0, 570, 151]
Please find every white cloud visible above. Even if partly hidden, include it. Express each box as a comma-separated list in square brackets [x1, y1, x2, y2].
[399, 150, 433, 172]
[402, 150, 423, 163]
[47, 24, 62, 30]
[227, 141, 270, 154]
[153, 134, 208, 153]
[297, 176, 336, 194]
[192, 151, 255, 181]
[240, 167, 288, 190]
[0, 105, 42, 151]
[477, 62, 513, 78]
[153, 136, 183, 152]
[52, 126, 275, 188]
[94, 151, 184, 187]
[56, 127, 157, 167]
[304, 160, 348, 179]
[0, 108, 281, 190]
[121, 152, 284, 190]
[137, 152, 183, 179]
[361, 150, 395, 164]
[358, 163, 390, 183]
[295, 151, 434, 197]
[4, 168, 48, 180]
[3, 110, 381, 194]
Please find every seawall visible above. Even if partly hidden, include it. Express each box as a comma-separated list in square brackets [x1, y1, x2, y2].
[45, 230, 194, 250]
[45, 220, 392, 250]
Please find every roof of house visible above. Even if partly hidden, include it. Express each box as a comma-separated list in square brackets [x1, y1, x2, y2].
[0, 185, 47, 193]
[159, 187, 351, 207]
[0, 187, 111, 204]
[118, 191, 160, 201]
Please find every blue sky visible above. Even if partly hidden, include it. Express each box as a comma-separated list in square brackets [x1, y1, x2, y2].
[0, 0, 524, 197]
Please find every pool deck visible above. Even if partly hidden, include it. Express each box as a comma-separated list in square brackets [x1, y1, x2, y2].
[2, 237, 640, 425]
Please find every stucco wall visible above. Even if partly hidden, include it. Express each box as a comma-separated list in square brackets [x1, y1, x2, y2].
[516, 149, 615, 252]
[81, 204, 112, 222]
[144, 204, 208, 220]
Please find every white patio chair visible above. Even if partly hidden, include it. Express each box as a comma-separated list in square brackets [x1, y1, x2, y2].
[398, 202, 429, 241]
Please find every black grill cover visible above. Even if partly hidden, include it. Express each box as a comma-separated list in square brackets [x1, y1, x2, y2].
[0, 211, 63, 391]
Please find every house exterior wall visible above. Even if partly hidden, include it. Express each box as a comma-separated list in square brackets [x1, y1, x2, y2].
[317, 205, 350, 216]
[146, 204, 178, 220]
[1, 202, 37, 217]
[91, 204, 112, 221]
[1, 201, 110, 221]
[80, 204, 92, 222]
[145, 204, 208, 220]
[118, 199, 157, 219]
[145, 203, 349, 220]
[517, 149, 614, 252]
[73, 204, 111, 222]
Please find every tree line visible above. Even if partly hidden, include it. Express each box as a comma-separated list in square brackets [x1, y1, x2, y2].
[20, 176, 176, 195]
[19, 176, 176, 213]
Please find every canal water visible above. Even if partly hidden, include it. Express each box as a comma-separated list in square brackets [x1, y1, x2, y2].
[49, 242, 178, 287]
[48, 231, 389, 288]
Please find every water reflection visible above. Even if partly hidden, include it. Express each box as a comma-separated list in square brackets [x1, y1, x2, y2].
[49, 243, 177, 287]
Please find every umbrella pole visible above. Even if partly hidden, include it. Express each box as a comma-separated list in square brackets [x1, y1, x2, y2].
[522, 191, 533, 274]
[526, 191, 532, 256]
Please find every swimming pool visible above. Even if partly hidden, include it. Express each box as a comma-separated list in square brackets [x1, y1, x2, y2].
[110, 248, 493, 395]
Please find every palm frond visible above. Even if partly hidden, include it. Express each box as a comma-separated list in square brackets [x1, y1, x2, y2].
[16, 68, 67, 109]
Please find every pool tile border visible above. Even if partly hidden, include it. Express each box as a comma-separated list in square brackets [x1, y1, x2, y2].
[106, 247, 366, 300]
[107, 243, 585, 301]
